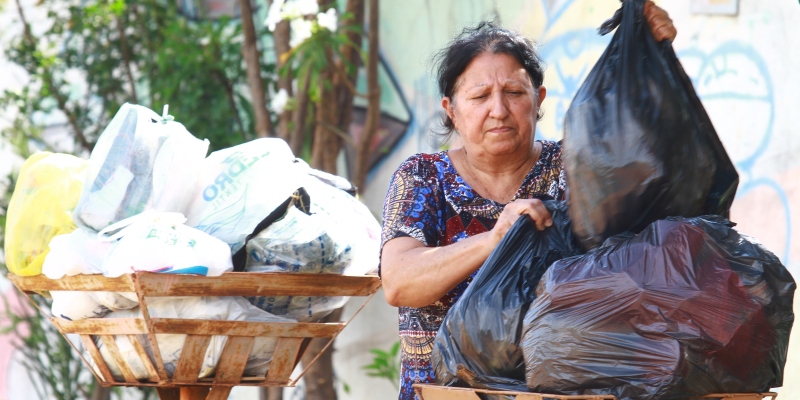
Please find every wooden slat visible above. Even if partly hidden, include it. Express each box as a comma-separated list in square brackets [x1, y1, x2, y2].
[413, 384, 619, 400]
[150, 319, 343, 338]
[126, 335, 159, 382]
[214, 337, 254, 384]
[265, 337, 303, 385]
[80, 335, 115, 384]
[99, 335, 138, 383]
[172, 335, 212, 383]
[206, 386, 233, 400]
[136, 272, 381, 297]
[52, 318, 148, 335]
[8, 273, 135, 293]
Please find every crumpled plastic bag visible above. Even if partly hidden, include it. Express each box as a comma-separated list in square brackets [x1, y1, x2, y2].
[432, 201, 582, 391]
[97, 211, 233, 277]
[563, 0, 739, 250]
[73, 103, 209, 232]
[185, 138, 311, 253]
[4, 152, 88, 276]
[244, 177, 380, 322]
[89, 297, 292, 380]
[522, 216, 796, 399]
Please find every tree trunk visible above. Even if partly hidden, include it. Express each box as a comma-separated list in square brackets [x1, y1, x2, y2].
[290, 71, 312, 156]
[239, 0, 273, 137]
[353, 0, 380, 191]
[300, 308, 343, 400]
[311, 65, 341, 174]
[259, 387, 283, 400]
[89, 386, 111, 400]
[273, 19, 294, 142]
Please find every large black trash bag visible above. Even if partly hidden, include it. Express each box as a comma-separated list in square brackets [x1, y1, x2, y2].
[564, 0, 739, 250]
[432, 201, 583, 391]
[522, 216, 796, 400]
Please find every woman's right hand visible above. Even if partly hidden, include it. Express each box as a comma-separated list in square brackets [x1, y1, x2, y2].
[490, 199, 553, 245]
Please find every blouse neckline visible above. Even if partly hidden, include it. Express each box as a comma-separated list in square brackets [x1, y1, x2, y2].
[439, 140, 552, 208]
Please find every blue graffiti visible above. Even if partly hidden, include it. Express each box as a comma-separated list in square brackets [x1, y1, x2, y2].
[678, 42, 789, 263]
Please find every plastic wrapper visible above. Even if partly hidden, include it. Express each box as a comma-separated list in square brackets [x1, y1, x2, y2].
[563, 0, 739, 250]
[4, 152, 88, 276]
[185, 138, 311, 253]
[43, 228, 111, 279]
[88, 297, 292, 380]
[73, 103, 209, 232]
[244, 178, 380, 322]
[523, 216, 796, 399]
[432, 201, 582, 391]
[98, 211, 233, 277]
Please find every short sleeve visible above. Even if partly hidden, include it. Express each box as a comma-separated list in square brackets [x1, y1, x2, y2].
[380, 155, 443, 266]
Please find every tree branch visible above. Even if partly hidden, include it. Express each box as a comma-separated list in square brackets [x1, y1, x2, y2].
[14, 0, 93, 152]
[353, 0, 380, 191]
[273, 18, 293, 142]
[239, 0, 273, 137]
[116, 14, 138, 104]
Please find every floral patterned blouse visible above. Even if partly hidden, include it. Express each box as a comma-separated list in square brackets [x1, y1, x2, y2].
[379, 140, 567, 400]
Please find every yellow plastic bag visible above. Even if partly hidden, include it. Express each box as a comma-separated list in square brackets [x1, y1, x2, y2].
[4, 152, 88, 276]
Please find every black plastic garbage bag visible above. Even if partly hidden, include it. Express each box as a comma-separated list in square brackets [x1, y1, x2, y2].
[432, 201, 582, 391]
[522, 216, 796, 400]
[563, 0, 739, 250]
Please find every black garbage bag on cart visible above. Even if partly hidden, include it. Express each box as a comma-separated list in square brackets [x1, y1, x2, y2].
[522, 216, 796, 399]
[432, 201, 583, 391]
[563, 0, 739, 250]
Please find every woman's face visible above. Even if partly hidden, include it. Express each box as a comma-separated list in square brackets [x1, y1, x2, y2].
[443, 52, 546, 158]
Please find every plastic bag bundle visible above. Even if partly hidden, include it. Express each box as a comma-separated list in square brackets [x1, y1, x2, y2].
[432, 201, 582, 391]
[522, 216, 796, 399]
[185, 138, 311, 253]
[98, 211, 233, 277]
[4, 152, 88, 276]
[73, 103, 209, 232]
[89, 297, 292, 380]
[563, 0, 739, 250]
[244, 178, 380, 322]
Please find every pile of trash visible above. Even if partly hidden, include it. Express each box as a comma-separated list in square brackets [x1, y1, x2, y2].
[4, 103, 380, 379]
[431, 0, 795, 398]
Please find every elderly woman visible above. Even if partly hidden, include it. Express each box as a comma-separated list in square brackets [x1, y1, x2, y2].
[379, 2, 677, 399]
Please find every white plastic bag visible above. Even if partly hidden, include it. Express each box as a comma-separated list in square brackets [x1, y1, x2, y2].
[89, 297, 292, 380]
[43, 228, 111, 279]
[50, 291, 111, 321]
[98, 211, 233, 277]
[185, 138, 310, 253]
[73, 103, 209, 231]
[246, 177, 381, 321]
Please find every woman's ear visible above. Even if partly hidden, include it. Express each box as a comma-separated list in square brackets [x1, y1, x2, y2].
[537, 86, 547, 107]
[442, 96, 457, 129]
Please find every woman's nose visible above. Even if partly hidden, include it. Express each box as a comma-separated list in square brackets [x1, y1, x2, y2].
[488, 92, 509, 119]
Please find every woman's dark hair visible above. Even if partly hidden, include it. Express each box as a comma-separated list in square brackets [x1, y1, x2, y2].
[433, 21, 546, 137]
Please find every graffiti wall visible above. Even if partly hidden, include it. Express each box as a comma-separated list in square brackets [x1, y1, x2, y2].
[344, 0, 800, 398]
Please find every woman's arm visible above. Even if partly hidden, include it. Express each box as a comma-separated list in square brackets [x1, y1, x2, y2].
[382, 199, 553, 308]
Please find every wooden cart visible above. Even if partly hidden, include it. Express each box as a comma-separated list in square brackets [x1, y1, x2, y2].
[413, 384, 778, 400]
[9, 272, 381, 400]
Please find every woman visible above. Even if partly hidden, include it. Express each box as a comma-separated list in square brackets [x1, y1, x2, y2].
[380, 3, 677, 399]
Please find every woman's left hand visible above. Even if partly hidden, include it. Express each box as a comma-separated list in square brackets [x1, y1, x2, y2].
[644, 1, 677, 42]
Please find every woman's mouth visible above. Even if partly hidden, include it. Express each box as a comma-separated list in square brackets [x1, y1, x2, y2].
[487, 126, 512, 133]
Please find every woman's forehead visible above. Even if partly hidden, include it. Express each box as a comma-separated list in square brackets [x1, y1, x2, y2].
[456, 53, 531, 90]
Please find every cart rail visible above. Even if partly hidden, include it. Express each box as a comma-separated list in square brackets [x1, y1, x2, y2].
[9, 271, 381, 400]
